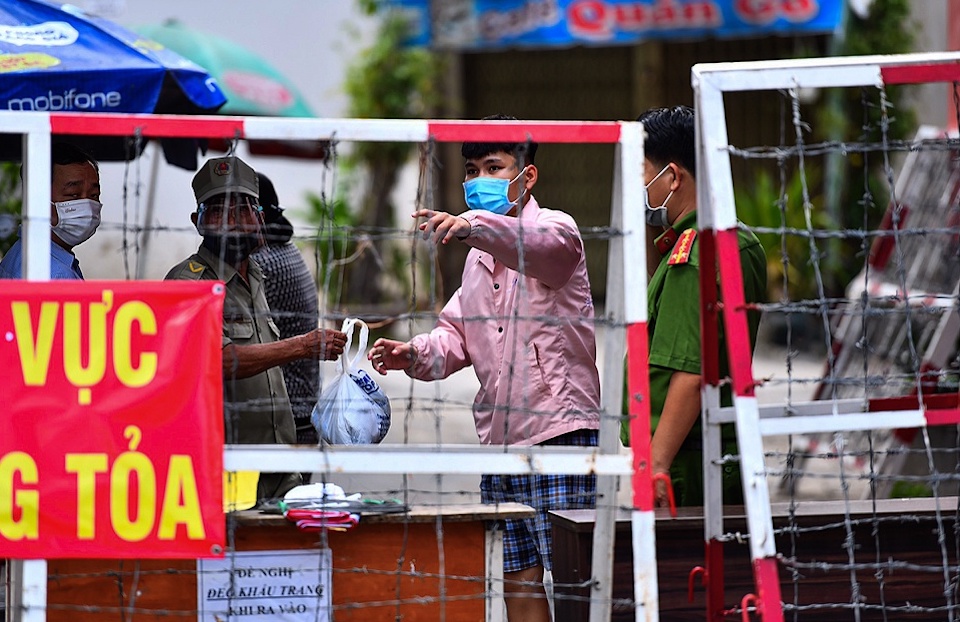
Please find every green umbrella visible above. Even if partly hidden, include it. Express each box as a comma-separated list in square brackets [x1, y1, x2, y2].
[135, 19, 314, 117]
[129, 20, 327, 277]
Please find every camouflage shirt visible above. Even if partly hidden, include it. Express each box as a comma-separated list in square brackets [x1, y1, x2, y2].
[252, 241, 319, 444]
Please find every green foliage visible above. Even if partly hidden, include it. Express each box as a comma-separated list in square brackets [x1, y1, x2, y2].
[736, 166, 832, 302]
[843, 0, 915, 59]
[820, 0, 916, 140]
[356, 0, 381, 16]
[344, 4, 442, 167]
[813, 0, 917, 294]
[304, 192, 359, 304]
[302, 1, 443, 305]
[0, 162, 22, 255]
[738, 0, 917, 301]
[888, 480, 932, 498]
[822, 0, 917, 165]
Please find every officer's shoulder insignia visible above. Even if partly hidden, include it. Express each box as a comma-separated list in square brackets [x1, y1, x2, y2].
[169, 256, 207, 280]
[667, 228, 697, 265]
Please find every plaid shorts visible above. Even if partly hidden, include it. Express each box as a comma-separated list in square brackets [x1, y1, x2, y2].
[480, 429, 598, 573]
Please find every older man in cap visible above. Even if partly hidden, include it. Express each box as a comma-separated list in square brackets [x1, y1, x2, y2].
[165, 156, 346, 504]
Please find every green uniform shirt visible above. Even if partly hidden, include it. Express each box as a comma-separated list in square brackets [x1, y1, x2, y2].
[621, 211, 767, 447]
[165, 245, 300, 501]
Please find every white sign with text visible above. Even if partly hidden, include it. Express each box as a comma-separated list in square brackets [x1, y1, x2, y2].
[198, 549, 332, 621]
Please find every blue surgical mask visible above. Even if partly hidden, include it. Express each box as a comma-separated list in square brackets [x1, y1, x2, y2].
[644, 164, 673, 227]
[463, 167, 527, 215]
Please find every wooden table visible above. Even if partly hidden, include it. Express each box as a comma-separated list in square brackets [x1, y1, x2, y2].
[551, 498, 960, 621]
[46, 503, 532, 621]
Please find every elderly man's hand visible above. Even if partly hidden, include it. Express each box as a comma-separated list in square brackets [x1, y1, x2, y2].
[302, 328, 347, 360]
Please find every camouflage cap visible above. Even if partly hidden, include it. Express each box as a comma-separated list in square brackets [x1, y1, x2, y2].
[192, 156, 259, 205]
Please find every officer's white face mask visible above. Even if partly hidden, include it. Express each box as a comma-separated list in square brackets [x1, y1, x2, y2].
[644, 164, 673, 228]
[51, 198, 102, 247]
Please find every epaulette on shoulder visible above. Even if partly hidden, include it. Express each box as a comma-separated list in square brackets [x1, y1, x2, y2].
[170, 255, 208, 280]
[667, 228, 698, 266]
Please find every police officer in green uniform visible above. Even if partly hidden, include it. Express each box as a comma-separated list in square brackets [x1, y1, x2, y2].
[621, 106, 766, 507]
[165, 156, 347, 504]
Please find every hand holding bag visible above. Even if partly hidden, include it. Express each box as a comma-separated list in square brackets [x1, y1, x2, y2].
[311, 318, 391, 445]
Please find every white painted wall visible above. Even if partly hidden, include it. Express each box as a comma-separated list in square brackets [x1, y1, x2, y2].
[908, 0, 949, 129]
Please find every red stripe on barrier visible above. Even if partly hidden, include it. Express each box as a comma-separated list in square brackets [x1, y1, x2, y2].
[866, 369, 956, 443]
[699, 228, 721, 387]
[868, 392, 960, 427]
[705, 539, 726, 622]
[881, 62, 960, 85]
[715, 228, 757, 397]
[753, 558, 785, 622]
[868, 392, 959, 413]
[627, 322, 654, 511]
[925, 408, 960, 427]
[426, 121, 621, 144]
[49, 113, 246, 138]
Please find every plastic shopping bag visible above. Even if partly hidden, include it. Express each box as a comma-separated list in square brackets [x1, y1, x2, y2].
[311, 318, 392, 445]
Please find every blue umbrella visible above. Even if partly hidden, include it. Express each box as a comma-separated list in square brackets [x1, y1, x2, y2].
[0, 0, 227, 166]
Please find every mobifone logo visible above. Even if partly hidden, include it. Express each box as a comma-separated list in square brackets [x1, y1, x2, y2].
[6, 89, 122, 111]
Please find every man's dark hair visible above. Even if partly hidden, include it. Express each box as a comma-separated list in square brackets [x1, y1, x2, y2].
[256, 171, 294, 244]
[20, 141, 99, 180]
[461, 114, 538, 166]
[636, 106, 695, 177]
[51, 141, 99, 172]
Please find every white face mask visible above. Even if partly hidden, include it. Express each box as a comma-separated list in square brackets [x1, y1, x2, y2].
[51, 198, 102, 247]
[644, 164, 673, 227]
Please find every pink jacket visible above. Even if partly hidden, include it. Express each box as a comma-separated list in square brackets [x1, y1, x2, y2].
[407, 197, 601, 446]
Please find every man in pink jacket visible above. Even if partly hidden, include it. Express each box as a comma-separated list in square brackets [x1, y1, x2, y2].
[368, 116, 601, 622]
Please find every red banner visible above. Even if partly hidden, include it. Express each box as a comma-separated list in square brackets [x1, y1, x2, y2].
[0, 281, 225, 559]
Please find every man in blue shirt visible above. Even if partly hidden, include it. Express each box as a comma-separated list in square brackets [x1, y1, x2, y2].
[0, 142, 102, 280]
